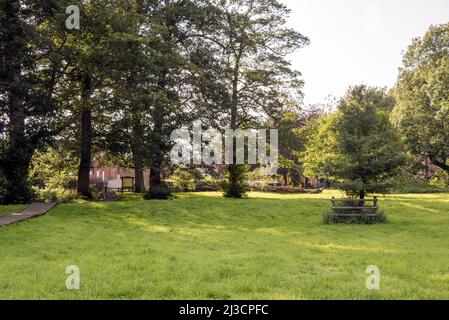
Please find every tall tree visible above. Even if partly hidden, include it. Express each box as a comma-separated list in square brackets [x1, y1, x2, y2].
[191, 0, 309, 197]
[141, 0, 214, 199]
[92, 0, 216, 198]
[99, 1, 150, 193]
[393, 23, 449, 174]
[0, 0, 77, 204]
[60, 0, 144, 197]
[276, 108, 323, 186]
[303, 86, 405, 199]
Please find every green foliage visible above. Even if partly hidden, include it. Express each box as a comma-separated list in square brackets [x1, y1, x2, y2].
[196, 176, 221, 191]
[88, 184, 103, 201]
[393, 23, 449, 174]
[429, 168, 449, 189]
[171, 166, 204, 191]
[144, 183, 173, 200]
[221, 165, 250, 198]
[322, 208, 388, 225]
[201, 0, 308, 196]
[0, 166, 33, 205]
[29, 147, 78, 190]
[0, 170, 7, 205]
[276, 112, 308, 186]
[33, 187, 78, 203]
[173, 172, 196, 191]
[302, 114, 338, 179]
[0, 0, 79, 204]
[303, 86, 406, 198]
[28, 146, 78, 203]
[1, 0, 309, 203]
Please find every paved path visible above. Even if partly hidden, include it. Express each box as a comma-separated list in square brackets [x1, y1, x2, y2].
[0, 202, 56, 227]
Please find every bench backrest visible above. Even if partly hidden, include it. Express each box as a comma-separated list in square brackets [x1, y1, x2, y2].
[107, 179, 122, 189]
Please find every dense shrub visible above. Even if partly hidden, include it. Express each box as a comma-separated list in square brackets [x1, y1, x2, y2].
[144, 183, 173, 200]
[0, 170, 33, 205]
[88, 184, 103, 201]
[29, 147, 78, 190]
[195, 176, 220, 192]
[170, 167, 220, 192]
[323, 208, 388, 225]
[429, 168, 449, 189]
[33, 187, 78, 203]
[171, 169, 196, 191]
[221, 165, 250, 198]
[29, 146, 79, 202]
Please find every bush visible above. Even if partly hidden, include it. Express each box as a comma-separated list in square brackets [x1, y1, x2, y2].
[323, 209, 388, 225]
[33, 187, 78, 203]
[144, 183, 173, 200]
[170, 167, 220, 192]
[221, 164, 250, 198]
[0, 169, 33, 205]
[164, 181, 182, 193]
[171, 169, 196, 191]
[89, 184, 103, 201]
[28, 146, 80, 203]
[195, 177, 220, 192]
[429, 168, 449, 189]
[29, 146, 78, 190]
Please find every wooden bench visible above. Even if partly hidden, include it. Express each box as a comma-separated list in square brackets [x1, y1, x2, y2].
[330, 197, 379, 217]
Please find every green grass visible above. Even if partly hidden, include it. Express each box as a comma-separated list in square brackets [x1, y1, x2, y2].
[394, 180, 449, 194]
[0, 204, 26, 217]
[1, 190, 449, 299]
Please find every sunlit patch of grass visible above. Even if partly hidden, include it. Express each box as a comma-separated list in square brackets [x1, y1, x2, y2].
[0, 191, 449, 299]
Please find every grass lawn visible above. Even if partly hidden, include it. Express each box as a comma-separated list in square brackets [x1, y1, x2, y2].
[0, 204, 26, 217]
[1, 190, 449, 299]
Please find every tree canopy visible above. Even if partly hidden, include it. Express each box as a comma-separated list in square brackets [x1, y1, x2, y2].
[0, 0, 309, 203]
[393, 23, 449, 174]
[303, 86, 406, 199]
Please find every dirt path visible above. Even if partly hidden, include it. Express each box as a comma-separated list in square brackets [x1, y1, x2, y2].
[0, 202, 56, 227]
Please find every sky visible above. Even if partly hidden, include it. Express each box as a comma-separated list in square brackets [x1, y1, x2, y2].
[280, 0, 449, 105]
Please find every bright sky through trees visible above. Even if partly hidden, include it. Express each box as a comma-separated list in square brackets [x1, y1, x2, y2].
[281, 0, 449, 105]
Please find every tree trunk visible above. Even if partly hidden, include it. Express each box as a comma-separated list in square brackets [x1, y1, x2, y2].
[149, 162, 162, 192]
[146, 65, 170, 199]
[77, 75, 94, 198]
[133, 154, 145, 193]
[1, 0, 33, 204]
[304, 177, 309, 188]
[148, 117, 165, 196]
[226, 44, 245, 198]
[359, 190, 365, 203]
[3, 81, 33, 203]
[429, 154, 449, 174]
[147, 149, 170, 199]
[131, 109, 145, 193]
[283, 172, 288, 186]
[3, 84, 32, 204]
